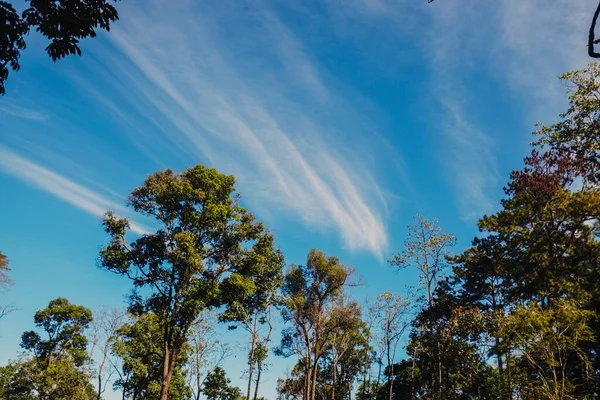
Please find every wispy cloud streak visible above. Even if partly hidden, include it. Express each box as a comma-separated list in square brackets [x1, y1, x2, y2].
[77, 0, 390, 257]
[0, 145, 150, 235]
[429, 1, 595, 217]
[339, 0, 596, 219]
[0, 100, 48, 121]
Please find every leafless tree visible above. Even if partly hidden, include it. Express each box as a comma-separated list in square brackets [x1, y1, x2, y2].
[89, 307, 129, 400]
[187, 311, 231, 400]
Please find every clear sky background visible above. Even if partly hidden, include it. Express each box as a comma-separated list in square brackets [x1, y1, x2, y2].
[0, 0, 596, 398]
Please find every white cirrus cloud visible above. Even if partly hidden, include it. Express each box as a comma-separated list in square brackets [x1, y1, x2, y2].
[385, 0, 595, 219]
[72, 0, 391, 257]
[0, 145, 151, 235]
[0, 100, 48, 121]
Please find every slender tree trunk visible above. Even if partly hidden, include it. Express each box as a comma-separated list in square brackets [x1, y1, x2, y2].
[159, 346, 177, 400]
[253, 361, 263, 400]
[254, 317, 273, 400]
[376, 360, 382, 391]
[331, 359, 338, 400]
[160, 342, 171, 400]
[437, 341, 442, 400]
[246, 321, 257, 400]
[195, 352, 202, 400]
[304, 352, 312, 400]
[388, 365, 394, 400]
[362, 367, 368, 400]
[97, 375, 102, 400]
[411, 347, 417, 400]
[494, 335, 507, 399]
[311, 358, 319, 400]
[387, 335, 393, 400]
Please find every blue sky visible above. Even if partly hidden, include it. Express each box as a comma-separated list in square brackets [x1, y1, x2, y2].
[0, 0, 596, 398]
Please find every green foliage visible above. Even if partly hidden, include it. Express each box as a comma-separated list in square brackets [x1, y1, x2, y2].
[21, 297, 93, 368]
[0, 0, 120, 95]
[219, 235, 284, 325]
[320, 300, 371, 399]
[218, 233, 283, 400]
[111, 312, 191, 400]
[277, 249, 353, 400]
[502, 300, 595, 399]
[2, 299, 96, 400]
[393, 63, 600, 400]
[535, 63, 600, 182]
[100, 164, 278, 399]
[0, 359, 37, 400]
[0, 358, 97, 400]
[36, 358, 97, 400]
[202, 367, 243, 400]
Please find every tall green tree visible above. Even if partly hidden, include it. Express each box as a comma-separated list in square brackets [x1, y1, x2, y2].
[390, 214, 455, 398]
[320, 299, 371, 400]
[15, 298, 96, 400]
[276, 249, 352, 400]
[399, 63, 600, 399]
[219, 237, 284, 400]
[0, 0, 120, 95]
[534, 63, 600, 396]
[100, 164, 279, 400]
[406, 285, 493, 400]
[21, 297, 93, 368]
[449, 236, 509, 395]
[277, 301, 370, 400]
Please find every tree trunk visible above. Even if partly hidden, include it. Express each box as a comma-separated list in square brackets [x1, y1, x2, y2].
[411, 347, 417, 400]
[388, 367, 394, 400]
[304, 353, 312, 400]
[494, 335, 507, 399]
[254, 314, 273, 400]
[331, 359, 337, 400]
[437, 341, 442, 400]
[311, 359, 319, 400]
[376, 360, 382, 392]
[246, 327, 257, 400]
[159, 346, 177, 400]
[361, 368, 368, 400]
[387, 336, 393, 400]
[253, 361, 263, 400]
[97, 375, 102, 400]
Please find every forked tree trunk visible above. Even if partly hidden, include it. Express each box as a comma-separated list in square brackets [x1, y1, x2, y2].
[159, 345, 177, 400]
[253, 317, 273, 400]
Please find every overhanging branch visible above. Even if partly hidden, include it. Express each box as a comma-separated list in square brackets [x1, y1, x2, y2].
[589, 1, 600, 58]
